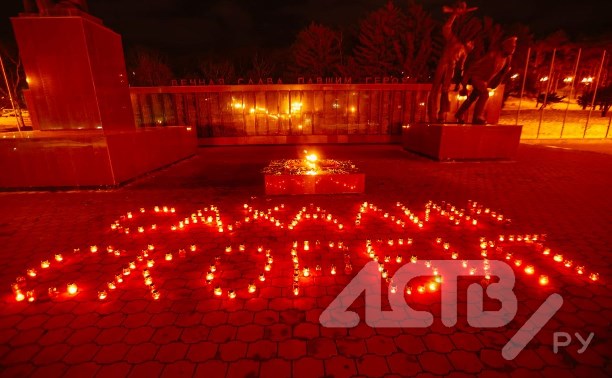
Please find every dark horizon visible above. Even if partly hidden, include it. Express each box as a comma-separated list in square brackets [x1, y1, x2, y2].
[1, 0, 612, 59]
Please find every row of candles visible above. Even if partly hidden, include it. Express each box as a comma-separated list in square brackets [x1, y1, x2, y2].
[111, 206, 231, 235]
[355, 202, 423, 229]
[364, 239, 447, 295]
[429, 201, 479, 227]
[11, 200, 601, 303]
[496, 234, 599, 283]
[12, 249, 82, 302]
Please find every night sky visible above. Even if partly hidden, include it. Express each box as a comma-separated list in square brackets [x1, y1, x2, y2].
[1, 0, 611, 57]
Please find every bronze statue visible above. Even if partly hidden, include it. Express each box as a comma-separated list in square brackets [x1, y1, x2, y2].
[455, 35, 517, 124]
[23, 0, 88, 15]
[428, 1, 476, 123]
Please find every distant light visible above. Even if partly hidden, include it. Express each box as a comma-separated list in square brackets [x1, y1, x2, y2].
[563, 77, 573, 83]
[511, 73, 519, 79]
[539, 76, 549, 82]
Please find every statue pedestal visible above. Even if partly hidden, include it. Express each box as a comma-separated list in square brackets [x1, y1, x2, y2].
[402, 123, 522, 161]
[4, 13, 198, 188]
[0, 127, 196, 188]
[12, 13, 134, 131]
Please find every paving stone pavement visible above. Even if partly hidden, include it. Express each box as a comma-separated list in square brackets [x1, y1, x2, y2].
[0, 144, 610, 377]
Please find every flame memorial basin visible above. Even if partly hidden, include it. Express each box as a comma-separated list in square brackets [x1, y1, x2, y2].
[264, 158, 365, 195]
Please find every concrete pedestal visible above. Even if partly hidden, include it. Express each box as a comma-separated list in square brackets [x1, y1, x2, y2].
[402, 123, 522, 161]
[0, 127, 196, 188]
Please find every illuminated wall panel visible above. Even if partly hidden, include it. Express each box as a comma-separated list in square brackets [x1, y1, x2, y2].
[130, 84, 503, 138]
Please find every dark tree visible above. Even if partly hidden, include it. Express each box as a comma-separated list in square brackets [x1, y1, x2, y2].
[291, 23, 342, 77]
[578, 86, 612, 116]
[353, 1, 406, 78]
[127, 47, 174, 86]
[199, 58, 236, 84]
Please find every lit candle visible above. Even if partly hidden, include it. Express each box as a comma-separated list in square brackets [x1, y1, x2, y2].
[264, 264, 272, 272]
[303, 267, 310, 277]
[228, 290, 236, 299]
[15, 291, 25, 302]
[48, 287, 58, 297]
[293, 285, 300, 296]
[98, 291, 108, 300]
[67, 283, 78, 295]
[524, 265, 535, 275]
[390, 285, 397, 294]
[514, 260, 522, 267]
[381, 270, 388, 279]
[147, 260, 155, 268]
[107, 282, 116, 290]
[248, 283, 256, 293]
[589, 273, 599, 282]
[165, 253, 173, 261]
[259, 273, 265, 282]
[330, 265, 337, 275]
[576, 266, 584, 275]
[144, 277, 153, 286]
[553, 254, 563, 262]
[304, 241, 309, 251]
[206, 271, 214, 280]
[27, 269, 37, 277]
[209, 264, 216, 273]
[417, 286, 425, 294]
[564, 260, 573, 268]
[410, 256, 418, 263]
[123, 267, 131, 276]
[55, 254, 63, 262]
[539, 275, 549, 285]
[90, 245, 98, 253]
[41, 260, 50, 269]
[26, 291, 35, 302]
[138, 226, 144, 233]
[115, 274, 123, 283]
[451, 251, 459, 260]
[151, 290, 161, 300]
[148, 244, 155, 251]
[428, 282, 437, 291]
[214, 286, 222, 296]
[396, 255, 403, 263]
